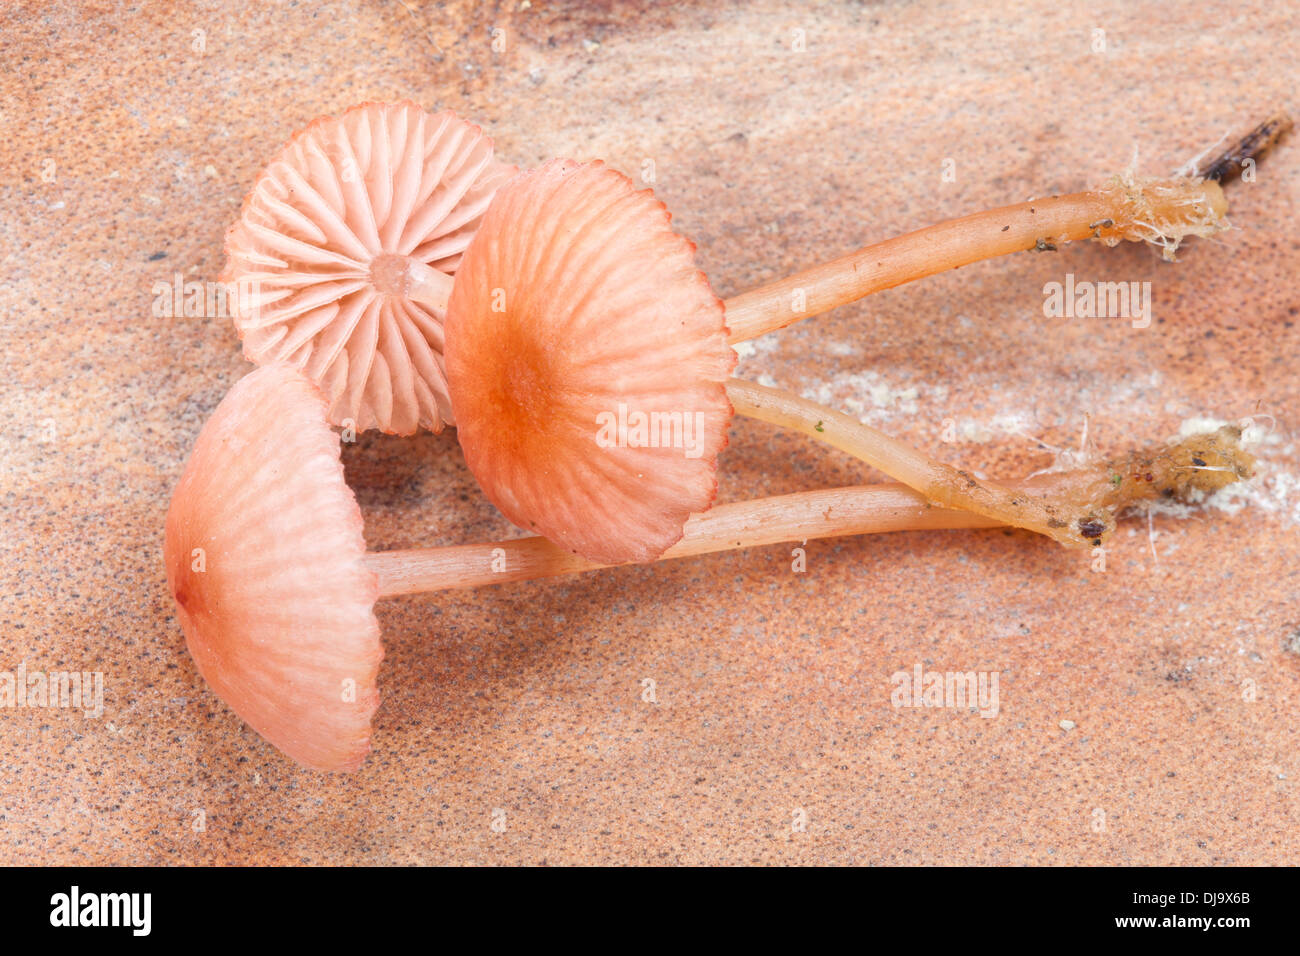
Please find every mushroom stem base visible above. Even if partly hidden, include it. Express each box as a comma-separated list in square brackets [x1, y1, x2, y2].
[728, 376, 1254, 549]
[369, 255, 454, 315]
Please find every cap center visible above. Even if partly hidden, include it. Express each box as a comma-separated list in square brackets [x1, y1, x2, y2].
[368, 253, 410, 297]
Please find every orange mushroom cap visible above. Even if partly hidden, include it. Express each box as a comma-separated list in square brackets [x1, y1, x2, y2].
[164, 364, 381, 772]
[223, 101, 516, 436]
[444, 160, 736, 565]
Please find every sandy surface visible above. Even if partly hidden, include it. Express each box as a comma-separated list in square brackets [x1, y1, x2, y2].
[1, 0, 1297, 864]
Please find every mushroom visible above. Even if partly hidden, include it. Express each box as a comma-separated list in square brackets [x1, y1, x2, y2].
[445, 159, 736, 564]
[164, 364, 381, 772]
[444, 160, 1256, 563]
[166, 364, 1252, 770]
[222, 100, 516, 436]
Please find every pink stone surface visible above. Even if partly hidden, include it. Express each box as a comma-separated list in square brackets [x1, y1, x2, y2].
[1, 0, 1297, 864]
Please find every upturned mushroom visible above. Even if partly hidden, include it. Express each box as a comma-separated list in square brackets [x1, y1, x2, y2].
[223, 100, 516, 435]
[164, 364, 1251, 770]
[444, 159, 1256, 563]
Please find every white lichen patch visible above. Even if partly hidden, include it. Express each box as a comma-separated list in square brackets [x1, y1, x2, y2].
[731, 331, 780, 363]
[1202, 468, 1300, 525]
[800, 370, 929, 425]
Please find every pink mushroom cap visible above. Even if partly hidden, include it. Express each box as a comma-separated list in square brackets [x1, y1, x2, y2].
[223, 101, 516, 435]
[164, 364, 382, 771]
[445, 160, 736, 564]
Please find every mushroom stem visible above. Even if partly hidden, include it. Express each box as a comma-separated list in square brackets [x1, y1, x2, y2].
[402, 258, 455, 315]
[365, 408, 1253, 597]
[365, 483, 998, 598]
[724, 175, 1228, 343]
[725, 378, 1255, 549]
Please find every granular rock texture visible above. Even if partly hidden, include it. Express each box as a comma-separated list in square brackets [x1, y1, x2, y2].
[0, 0, 1296, 864]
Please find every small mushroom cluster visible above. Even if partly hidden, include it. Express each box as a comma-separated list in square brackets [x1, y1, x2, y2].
[167, 101, 1276, 770]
